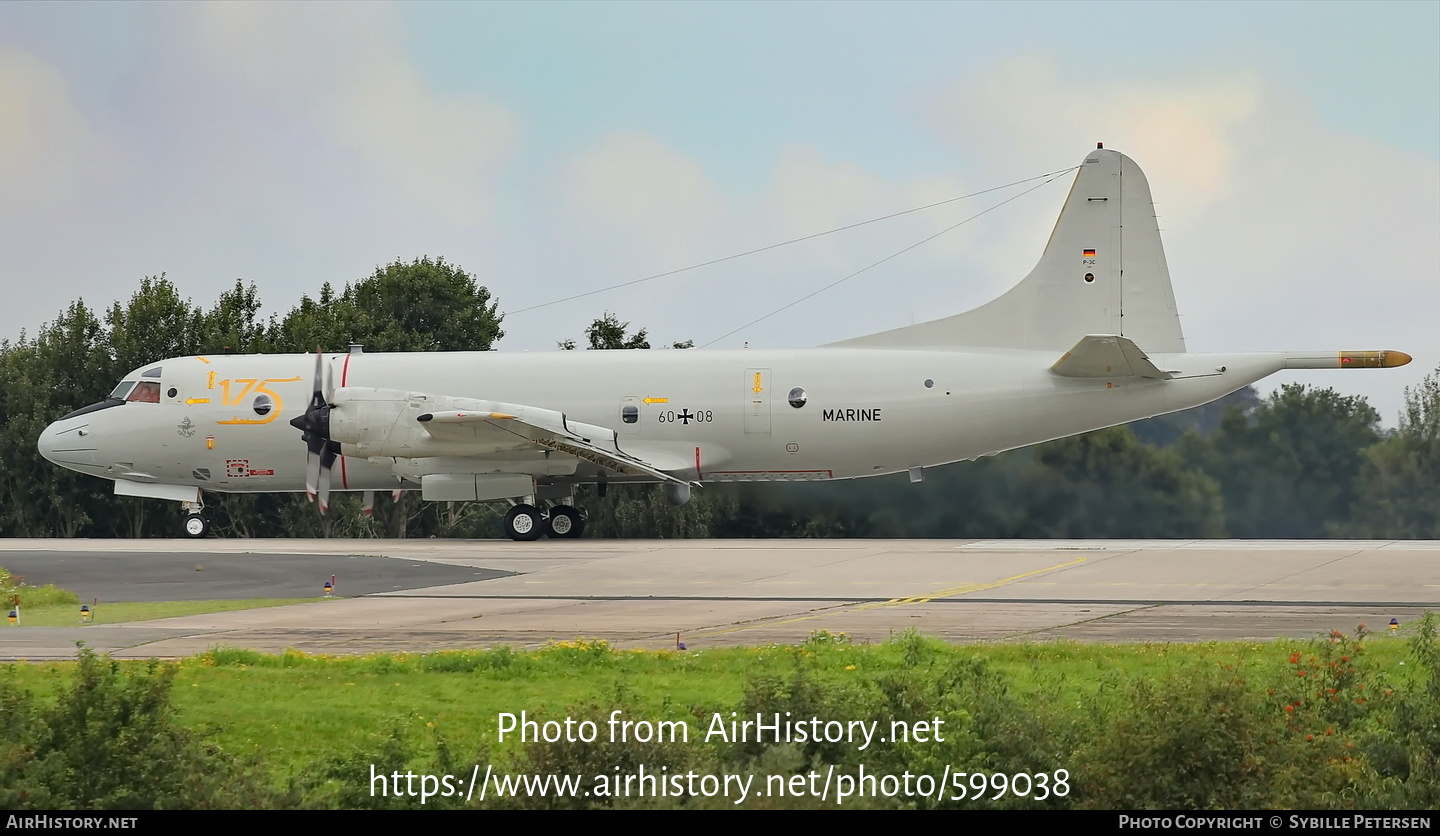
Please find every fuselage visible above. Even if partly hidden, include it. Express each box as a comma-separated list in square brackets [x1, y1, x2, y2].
[37, 346, 1286, 495]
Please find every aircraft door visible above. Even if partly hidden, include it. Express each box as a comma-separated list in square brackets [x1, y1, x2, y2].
[744, 368, 771, 436]
[163, 364, 218, 485]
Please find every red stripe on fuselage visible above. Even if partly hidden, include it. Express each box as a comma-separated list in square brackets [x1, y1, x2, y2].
[340, 352, 352, 489]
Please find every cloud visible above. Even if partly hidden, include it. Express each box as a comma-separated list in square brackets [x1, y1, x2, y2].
[767, 144, 977, 267]
[184, 3, 519, 225]
[562, 131, 733, 268]
[929, 57, 1261, 212]
[0, 47, 113, 214]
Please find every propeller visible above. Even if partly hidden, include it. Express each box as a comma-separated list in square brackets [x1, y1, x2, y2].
[289, 349, 341, 513]
[362, 489, 405, 517]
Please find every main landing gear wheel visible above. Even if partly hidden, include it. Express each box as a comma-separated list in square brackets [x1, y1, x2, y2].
[545, 505, 585, 539]
[183, 513, 210, 539]
[504, 504, 544, 541]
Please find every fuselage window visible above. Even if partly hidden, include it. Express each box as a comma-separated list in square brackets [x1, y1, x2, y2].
[109, 381, 137, 400]
[126, 381, 161, 403]
[788, 387, 808, 409]
[141, 366, 163, 377]
[253, 394, 273, 416]
[621, 405, 639, 424]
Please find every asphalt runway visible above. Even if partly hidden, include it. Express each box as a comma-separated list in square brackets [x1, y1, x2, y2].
[0, 550, 511, 602]
[1, 538, 1436, 659]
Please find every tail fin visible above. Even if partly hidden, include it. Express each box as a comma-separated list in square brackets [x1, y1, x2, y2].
[829, 147, 1186, 353]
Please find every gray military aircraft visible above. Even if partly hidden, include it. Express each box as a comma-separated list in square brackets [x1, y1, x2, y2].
[37, 146, 1411, 540]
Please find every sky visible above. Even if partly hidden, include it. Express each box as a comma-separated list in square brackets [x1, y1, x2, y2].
[1, 1, 1436, 425]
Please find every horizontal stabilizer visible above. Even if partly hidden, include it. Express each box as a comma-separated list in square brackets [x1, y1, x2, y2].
[1051, 335, 1173, 380]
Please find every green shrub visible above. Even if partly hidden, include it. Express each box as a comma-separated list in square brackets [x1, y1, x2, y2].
[0, 645, 281, 809]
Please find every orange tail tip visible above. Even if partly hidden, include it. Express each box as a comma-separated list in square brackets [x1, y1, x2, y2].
[1339, 350, 1412, 369]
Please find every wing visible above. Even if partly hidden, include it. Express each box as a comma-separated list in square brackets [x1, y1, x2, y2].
[416, 405, 694, 485]
[327, 388, 697, 486]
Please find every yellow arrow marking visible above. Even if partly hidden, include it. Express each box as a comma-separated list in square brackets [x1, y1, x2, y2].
[185, 398, 211, 405]
[643, 397, 669, 404]
[752, 372, 763, 394]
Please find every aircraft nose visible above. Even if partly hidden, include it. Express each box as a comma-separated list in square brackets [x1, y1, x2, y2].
[37, 422, 60, 463]
[37, 419, 99, 467]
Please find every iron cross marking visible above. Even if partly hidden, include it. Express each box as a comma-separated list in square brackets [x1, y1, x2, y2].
[678, 409, 695, 425]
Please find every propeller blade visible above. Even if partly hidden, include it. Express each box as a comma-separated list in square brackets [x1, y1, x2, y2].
[317, 462, 331, 514]
[311, 348, 324, 404]
[317, 441, 339, 514]
[362, 490, 375, 516]
[305, 447, 320, 500]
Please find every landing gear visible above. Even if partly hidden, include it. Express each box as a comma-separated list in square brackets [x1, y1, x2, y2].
[545, 505, 585, 539]
[180, 499, 210, 539]
[183, 513, 210, 539]
[503, 504, 545, 541]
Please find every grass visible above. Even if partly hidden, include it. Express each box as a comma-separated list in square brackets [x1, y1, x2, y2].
[1, 629, 1419, 773]
[3, 620, 1436, 809]
[5, 597, 337, 627]
[1, 566, 78, 610]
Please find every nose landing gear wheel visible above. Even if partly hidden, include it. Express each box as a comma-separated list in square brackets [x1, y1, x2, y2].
[183, 513, 210, 539]
[545, 505, 585, 539]
[504, 504, 544, 541]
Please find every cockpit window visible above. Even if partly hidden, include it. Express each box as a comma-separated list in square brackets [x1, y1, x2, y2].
[126, 381, 161, 403]
[141, 366, 162, 378]
[109, 381, 137, 400]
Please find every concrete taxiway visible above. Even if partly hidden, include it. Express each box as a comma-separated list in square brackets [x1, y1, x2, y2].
[1, 539, 1436, 659]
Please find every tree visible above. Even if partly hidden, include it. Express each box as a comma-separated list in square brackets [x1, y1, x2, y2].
[0, 301, 126, 537]
[105, 275, 205, 377]
[342, 256, 503, 352]
[1019, 426, 1224, 537]
[1180, 384, 1381, 537]
[198, 279, 269, 355]
[583, 311, 649, 350]
[559, 312, 692, 351]
[1129, 386, 1261, 448]
[1344, 365, 1440, 537]
[269, 257, 504, 354]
